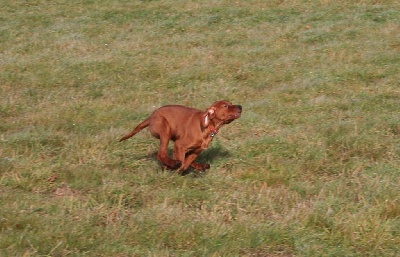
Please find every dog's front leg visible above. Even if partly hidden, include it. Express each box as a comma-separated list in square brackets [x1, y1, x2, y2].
[178, 152, 201, 173]
[174, 143, 210, 173]
[173, 143, 199, 173]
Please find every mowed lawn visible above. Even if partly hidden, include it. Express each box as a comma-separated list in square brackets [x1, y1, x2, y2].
[1, 0, 400, 256]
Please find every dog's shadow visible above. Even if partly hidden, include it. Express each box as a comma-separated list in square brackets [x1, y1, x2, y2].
[195, 144, 231, 164]
[147, 143, 231, 175]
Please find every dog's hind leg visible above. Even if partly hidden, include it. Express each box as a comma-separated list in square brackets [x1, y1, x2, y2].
[152, 118, 181, 170]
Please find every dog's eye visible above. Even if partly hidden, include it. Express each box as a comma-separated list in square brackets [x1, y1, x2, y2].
[223, 104, 228, 108]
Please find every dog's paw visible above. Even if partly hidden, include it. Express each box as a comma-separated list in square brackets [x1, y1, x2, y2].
[161, 160, 181, 170]
[191, 163, 210, 172]
[161, 165, 170, 171]
[171, 160, 182, 170]
[203, 164, 211, 170]
[164, 159, 182, 170]
[200, 164, 210, 171]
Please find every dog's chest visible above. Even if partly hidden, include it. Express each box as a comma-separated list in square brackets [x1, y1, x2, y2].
[189, 136, 213, 152]
[201, 136, 213, 150]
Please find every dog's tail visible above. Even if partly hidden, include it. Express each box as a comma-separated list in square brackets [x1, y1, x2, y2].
[119, 118, 151, 142]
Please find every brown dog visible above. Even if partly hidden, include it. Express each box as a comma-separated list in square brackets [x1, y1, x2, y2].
[119, 100, 242, 173]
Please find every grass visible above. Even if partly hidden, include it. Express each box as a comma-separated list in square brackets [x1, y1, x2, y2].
[1, 0, 400, 256]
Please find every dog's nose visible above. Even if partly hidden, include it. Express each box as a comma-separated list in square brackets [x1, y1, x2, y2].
[237, 105, 242, 111]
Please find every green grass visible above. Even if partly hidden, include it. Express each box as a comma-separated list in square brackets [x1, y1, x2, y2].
[1, 0, 400, 256]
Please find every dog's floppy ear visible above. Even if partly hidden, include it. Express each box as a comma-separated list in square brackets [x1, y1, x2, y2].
[202, 108, 215, 127]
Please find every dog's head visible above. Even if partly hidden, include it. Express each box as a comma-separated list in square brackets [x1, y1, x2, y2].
[202, 100, 242, 127]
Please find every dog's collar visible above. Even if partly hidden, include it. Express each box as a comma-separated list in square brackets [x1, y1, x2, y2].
[210, 126, 219, 137]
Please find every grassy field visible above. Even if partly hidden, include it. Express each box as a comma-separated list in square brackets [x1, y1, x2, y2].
[1, 0, 400, 256]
